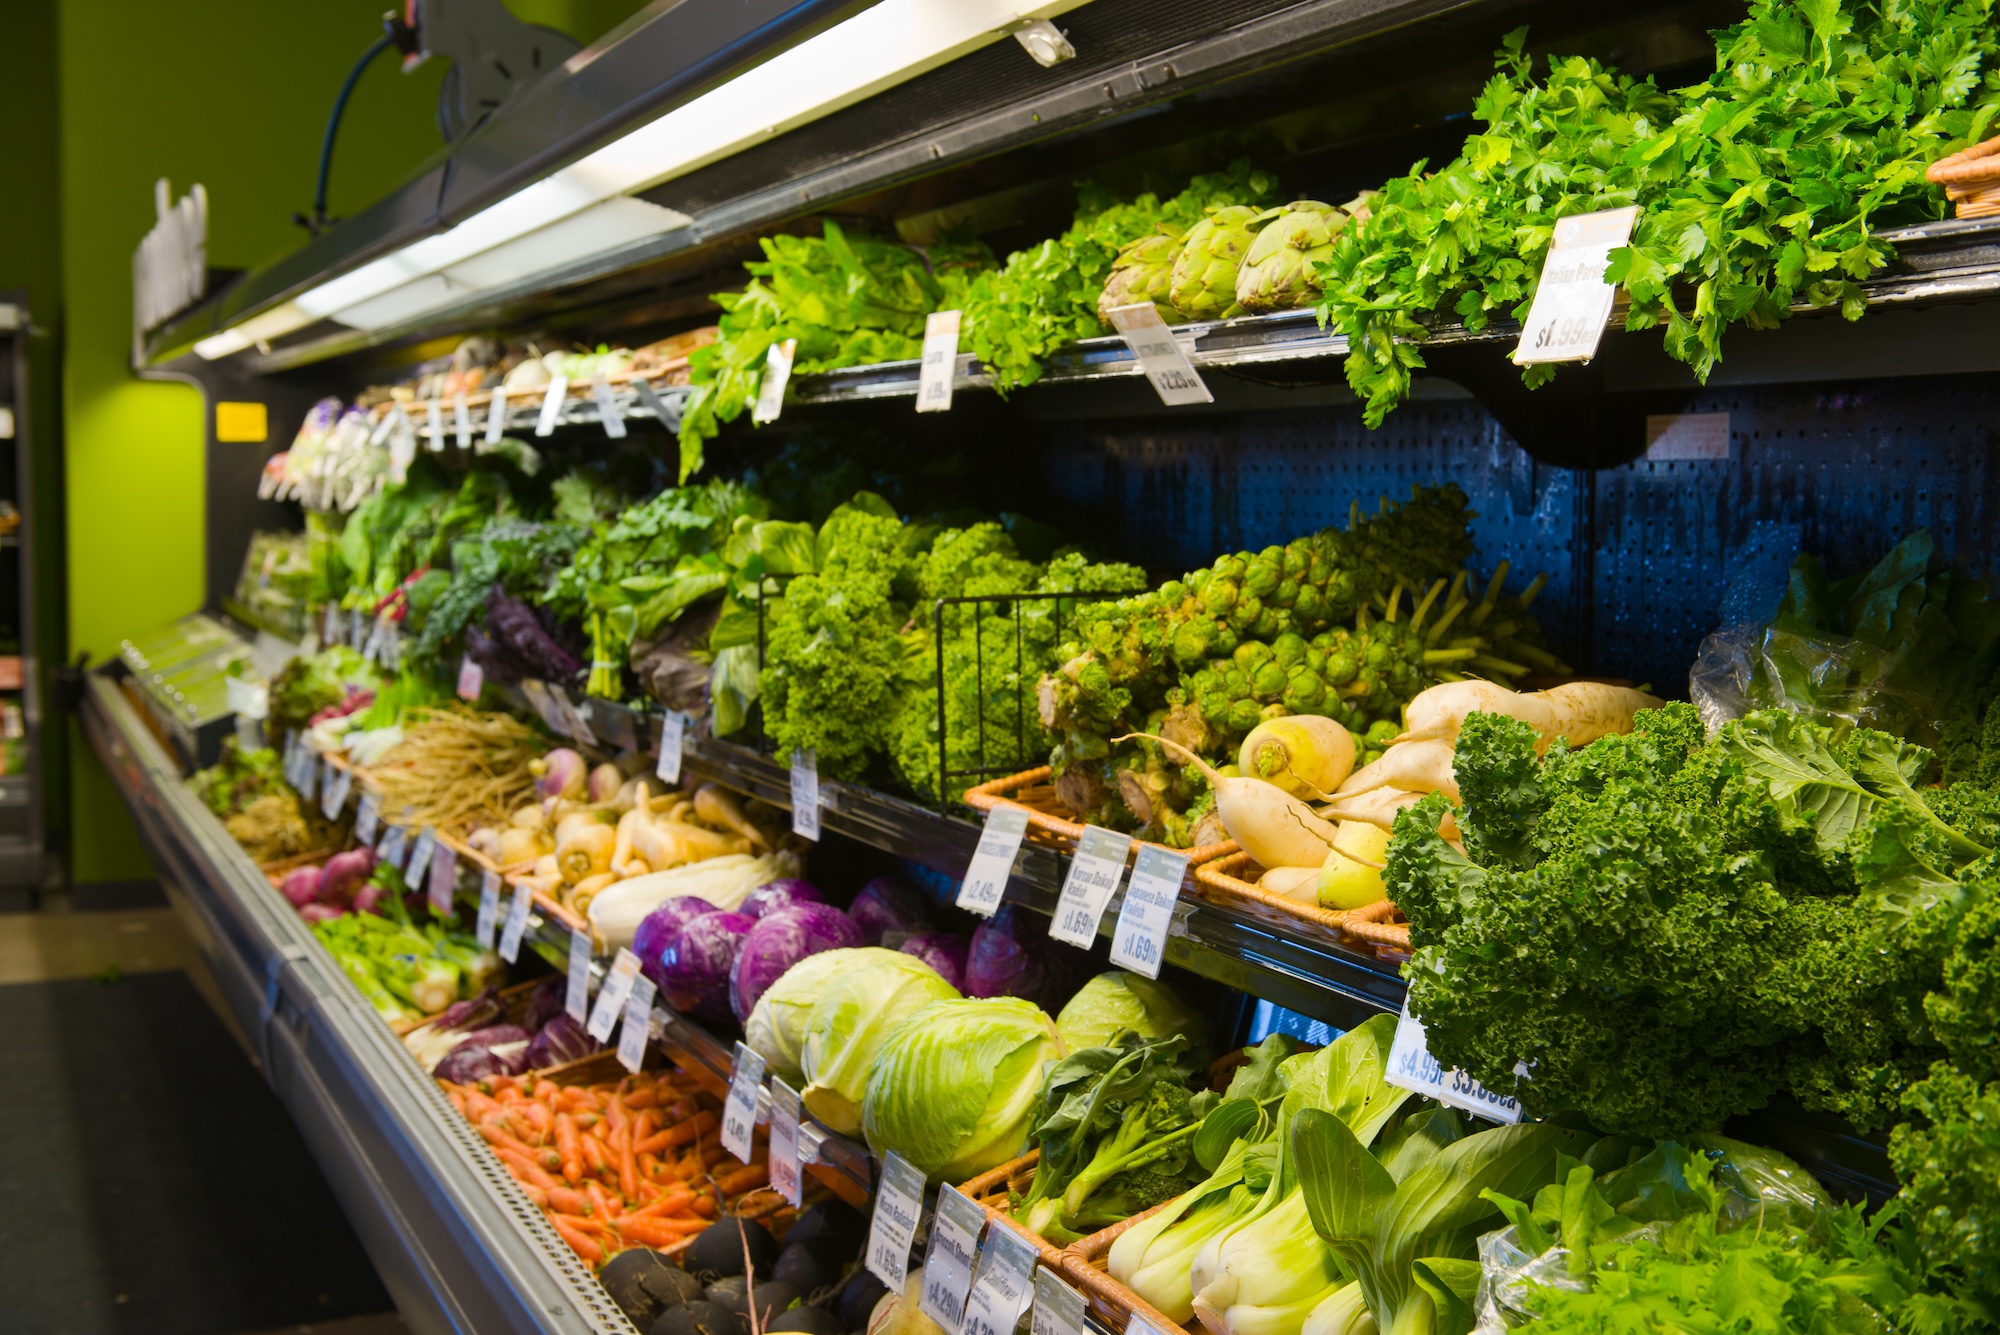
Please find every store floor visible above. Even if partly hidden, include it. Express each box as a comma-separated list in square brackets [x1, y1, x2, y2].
[0, 904, 407, 1335]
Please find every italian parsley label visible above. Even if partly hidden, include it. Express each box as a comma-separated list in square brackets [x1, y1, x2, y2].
[1512, 205, 1639, 365]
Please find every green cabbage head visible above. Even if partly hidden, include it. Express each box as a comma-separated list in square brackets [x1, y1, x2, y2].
[744, 948, 887, 1086]
[800, 950, 961, 1135]
[1056, 970, 1207, 1053]
[863, 996, 1065, 1183]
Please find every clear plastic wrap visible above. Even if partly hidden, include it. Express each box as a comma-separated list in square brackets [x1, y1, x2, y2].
[1688, 624, 1926, 738]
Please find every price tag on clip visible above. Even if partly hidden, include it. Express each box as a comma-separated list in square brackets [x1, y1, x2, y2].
[1048, 825, 1133, 947]
[752, 339, 797, 425]
[588, 947, 642, 1042]
[426, 834, 456, 917]
[1106, 302, 1213, 406]
[453, 393, 472, 449]
[456, 654, 484, 702]
[632, 377, 680, 431]
[866, 1152, 926, 1291]
[377, 823, 407, 874]
[790, 749, 821, 842]
[617, 979, 657, 1073]
[960, 1221, 1038, 1335]
[722, 1041, 766, 1164]
[566, 931, 593, 1024]
[920, 1184, 985, 1331]
[768, 1076, 805, 1207]
[499, 883, 533, 964]
[1384, 1000, 1525, 1123]
[485, 384, 509, 443]
[1033, 1268, 1087, 1335]
[956, 806, 1029, 917]
[474, 869, 502, 949]
[535, 375, 569, 437]
[407, 825, 436, 882]
[657, 710, 688, 786]
[1513, 205, 1639, 366]
[1109, 844, 1189, 979]
[355, 793, 381, 847]
[592, 376, 628, 439]
[320, 758, 353, 822]
[425, 398, 445, 452]
[916, 310, 961, 414]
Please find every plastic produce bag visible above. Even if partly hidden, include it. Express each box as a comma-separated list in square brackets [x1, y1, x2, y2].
[1687, 624, 1919, 737]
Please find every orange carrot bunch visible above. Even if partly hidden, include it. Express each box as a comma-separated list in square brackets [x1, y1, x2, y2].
[440, 1064, 770, 1266]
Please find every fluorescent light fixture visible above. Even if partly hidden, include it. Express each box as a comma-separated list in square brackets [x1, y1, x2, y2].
[192, 301, 312, 359]
[225, 0, 1092, 349]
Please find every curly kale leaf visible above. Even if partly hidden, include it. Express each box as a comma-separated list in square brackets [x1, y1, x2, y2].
[1447, 711, 1548, 868]
[410, 520, 585, 672]
[1890, 1063, 2000, 1325]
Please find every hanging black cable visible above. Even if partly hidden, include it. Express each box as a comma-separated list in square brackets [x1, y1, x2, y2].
[296, 12, 418, 236]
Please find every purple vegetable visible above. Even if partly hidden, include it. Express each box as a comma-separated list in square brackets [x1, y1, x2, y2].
[524, 1012, 597, 1069]
[453, 1023, 533, 1051]
[661, 911, 755, 1023]
[740, 879, 824, 919]
[634, 896, 722, 989]
[730, 903, 864, 1021]
[965, 905, 1064, 1006]
[486, 584, 582, 684]
[353, 882, 388, 916]
[432, 985, 505, 1036]
[280, 866, 322, 908]
[522, 977, 567, 1034]
[435, 1040, 531, 1084]
[299, 902, 346, 923]
[318, 848, 377, 903]
[897, 933, 971, 992]
[848, 877, 932, 946]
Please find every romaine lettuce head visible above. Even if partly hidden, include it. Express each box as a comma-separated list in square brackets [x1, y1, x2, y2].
[863, 996, 1065, 1183]
[800, 950, 960, 1134]
[1055, 971, 1207, 1054]
[744, 947, 884, 1085]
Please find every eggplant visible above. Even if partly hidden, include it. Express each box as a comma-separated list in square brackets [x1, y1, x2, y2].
[766, 1307, 845, 1335]
[684, 1217, 780, 1283]
[601, 1249, 695, 1326]
[653, 1300, 746, 1335]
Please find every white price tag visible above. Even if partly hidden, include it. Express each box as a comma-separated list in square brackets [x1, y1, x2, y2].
[355, 793, 381, 847]
[617, 980, 658, 1073]
[407, 825, 436, 883]
[1384, 1001, 1524, 1123]
[920, 1184, 985, 1332]
[520, 680, 567, 736]
[656, 710, 688, 786]
[427, 835, 456, 916]
[566, 930, 593, 1024]
[535, 375, 569, 436]
[956, 806, 1029, 917]
[552, 685, 597, 748]
[1032, 1268, 1087, 1335]
[456, 654, 484, 702]
[960, 1220, 1038, 1335]
[790, 749, 821, 842]
[1109, 844, 1188, 979]
[916, 310, 961, 414]
[388, 403, 417, 476]
[723, 1041, 766, 1164]
[294, 744, 319, 803]
[867, 1152, 926, 1291]
[499, 883, 533, 964]
[320, 759, 353, 822]
[632, 377, 680, 431]
[425, 397, 445, 452]
[453, 393, 472, 448]
[378, 823, 407, 874]
[474, 869, 502, 948]
[591, 376, 628, 439]
[485, 383, 509, 443]
[768, 1076, 804, 1207]
[1048, 825, 1132, 947]
[361, 615, 385, 665]
[587, 947, 641, 1042]
[368, 408, 395, 446]
[1106, 302, 1213, 406]
[751, 338, 797, 425]
[1513, 205, 1639, 365]
[349, 607, 366, 649]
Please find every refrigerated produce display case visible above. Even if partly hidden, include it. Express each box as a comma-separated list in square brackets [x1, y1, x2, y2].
[91, 2, 2000, 1333]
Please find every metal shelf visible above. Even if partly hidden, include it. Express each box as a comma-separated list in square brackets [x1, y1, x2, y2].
[82, 670, 637, 1335]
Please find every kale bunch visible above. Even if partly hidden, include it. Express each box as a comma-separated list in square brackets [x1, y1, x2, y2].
[408, 519, 585, 674]
[1390, 703, 1996, 1137]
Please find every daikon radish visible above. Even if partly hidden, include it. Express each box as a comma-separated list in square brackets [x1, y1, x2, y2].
[1238, 716, 1355, 801]
[1257, 866, 1321, 902]
[1394, 680, 1663, 752]
[1336, 738, 1460, 803]
[1319, 786, 1460, 841]
[1115, 733, 1387, 872]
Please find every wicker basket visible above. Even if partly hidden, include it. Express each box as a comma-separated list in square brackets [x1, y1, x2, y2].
[1928, 134, 2000, 219]
[958, 1149, 1070, 1269]
[1192, 851, 1410, 955]
[1060, 1198, 1201, 1335]
[962, 768, 1234, 878]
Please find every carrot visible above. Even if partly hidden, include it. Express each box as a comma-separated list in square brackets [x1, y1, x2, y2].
[495, 1147, 561, 1192]
[689, 1191, 718, 1218]
[463, 1090, 502, 1120]
[616, 1215, 707, 1247]
[555, 1114, 584, 1184]
[639, 1109, 719, 1154]
[700, 1143, 730, 1168]
[536, 1147, 565, 1176]
[628, 1186, 697, 1219]
[586, 1179, 622, 1219]
[580, 1132, 612, 1177]
[623, 1086, 662, 1109]
[551, 1215, 603, 1264]
[544, 1185, 594, 1217]
[638, 1152, 663, 1180]
[715, 1163, 769, 1195]
[521, 1101, 554, 1138]
[478, 1118, 538, 1158]
[615, 1126, 640, 1202]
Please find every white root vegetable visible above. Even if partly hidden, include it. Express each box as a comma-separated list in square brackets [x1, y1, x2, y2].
[1335, 738, 1461, 803]
[694, 784, 769, 851]
[588, 851, 801, 952]
[556, 821, 615, 884]
[1114, 733, 1388, 872]
[1237, 716, 1355, 800]
[1395, 680, 1665, 753]
[1257, 866, 1321, 903]
[1318, 786, 1459, 841]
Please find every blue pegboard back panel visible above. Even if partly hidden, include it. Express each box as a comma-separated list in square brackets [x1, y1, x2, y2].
[1037, 372, 1996, 693]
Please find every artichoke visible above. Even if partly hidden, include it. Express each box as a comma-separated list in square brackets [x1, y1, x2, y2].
[1169, 206, 1261, 321]
[1235, 199, 1351, 314]
[1098, 225, 1187, 326]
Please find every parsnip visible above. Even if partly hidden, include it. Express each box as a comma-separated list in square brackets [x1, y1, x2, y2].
[694, 784, 769, 851]
[557, 821, 615, 884]
[1336, 738, 1460, 803]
